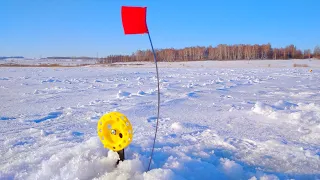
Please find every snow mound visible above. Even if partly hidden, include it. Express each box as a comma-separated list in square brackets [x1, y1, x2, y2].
[251, 101, 277, 119]
[220, 158, 244, 179]
[143, 169, 181, 180]
[20, 138, 182, 180]
[259, 175, 280, 180]
[252, 101, 320, 125]
[170, 122, 183, 132]
[19, 138, 115, 180]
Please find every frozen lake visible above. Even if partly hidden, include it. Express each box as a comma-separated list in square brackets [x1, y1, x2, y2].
[0, 61, 319, 179]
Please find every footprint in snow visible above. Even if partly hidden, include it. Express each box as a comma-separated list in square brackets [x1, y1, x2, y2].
[147, 116, 170, 123]
[94, 80, 103, 83]
[147, 116, 157, 122]
[71, 131, 84, 137]
[187, 92, 199, 98]
[298, 127, 312, 135]
[33, 112, 63, 123]
[41, 78, 61, 83]
[0, 117, 16, 121]
[56, 106, 64, 110]
[226, 137, 257, 150]
[117, 90, 131, 98]
[217, 86, 229, 91]
[137, 90, 146, 96]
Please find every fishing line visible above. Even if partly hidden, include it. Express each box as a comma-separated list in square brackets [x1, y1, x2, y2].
[147, 32, 160, 171]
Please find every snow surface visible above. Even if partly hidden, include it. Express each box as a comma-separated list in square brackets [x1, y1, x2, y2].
[0, 62, 320, 179]
[0, 58, 97, 66]
[109, 59, 320, 69]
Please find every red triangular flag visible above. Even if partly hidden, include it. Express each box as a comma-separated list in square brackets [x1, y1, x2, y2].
[121, 6, 148, 35]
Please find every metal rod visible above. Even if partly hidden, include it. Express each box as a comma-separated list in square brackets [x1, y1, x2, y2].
[147, 32, 160, 171]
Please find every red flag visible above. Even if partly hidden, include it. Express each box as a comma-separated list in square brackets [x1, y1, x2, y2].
[121, 6, 148, 35]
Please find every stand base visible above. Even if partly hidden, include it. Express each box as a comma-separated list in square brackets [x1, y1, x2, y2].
[116, 149, 125, 165]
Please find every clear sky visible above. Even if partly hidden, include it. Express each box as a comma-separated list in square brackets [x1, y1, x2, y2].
[1, 0, 319, 58]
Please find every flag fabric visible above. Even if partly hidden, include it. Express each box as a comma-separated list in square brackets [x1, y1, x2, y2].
[121, 6, 148, 35]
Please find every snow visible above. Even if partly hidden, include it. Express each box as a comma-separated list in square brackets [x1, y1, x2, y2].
[0, 58, 97, 66]
[170, 122, 183, 132]
[0, 61, 320, 179]
[110, 59, 320, 69]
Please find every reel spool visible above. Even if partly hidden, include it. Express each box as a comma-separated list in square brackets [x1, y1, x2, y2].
[97, 112, 133, 151]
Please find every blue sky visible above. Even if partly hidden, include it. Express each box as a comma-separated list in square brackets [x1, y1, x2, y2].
[1, 0, 319, 57]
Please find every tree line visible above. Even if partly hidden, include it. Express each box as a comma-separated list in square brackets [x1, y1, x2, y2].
[99, 44, 320, 63]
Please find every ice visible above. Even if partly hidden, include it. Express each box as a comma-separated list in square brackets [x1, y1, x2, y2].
[0, 61, 320, 179]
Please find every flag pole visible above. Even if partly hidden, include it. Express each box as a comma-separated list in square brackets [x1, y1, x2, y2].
[147, 31, 160, 171]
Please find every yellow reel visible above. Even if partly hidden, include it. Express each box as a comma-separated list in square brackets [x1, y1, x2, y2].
[97, 112, 133, 151]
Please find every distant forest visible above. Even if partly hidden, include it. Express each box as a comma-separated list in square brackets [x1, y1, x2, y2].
[99, 44, 320, 63]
